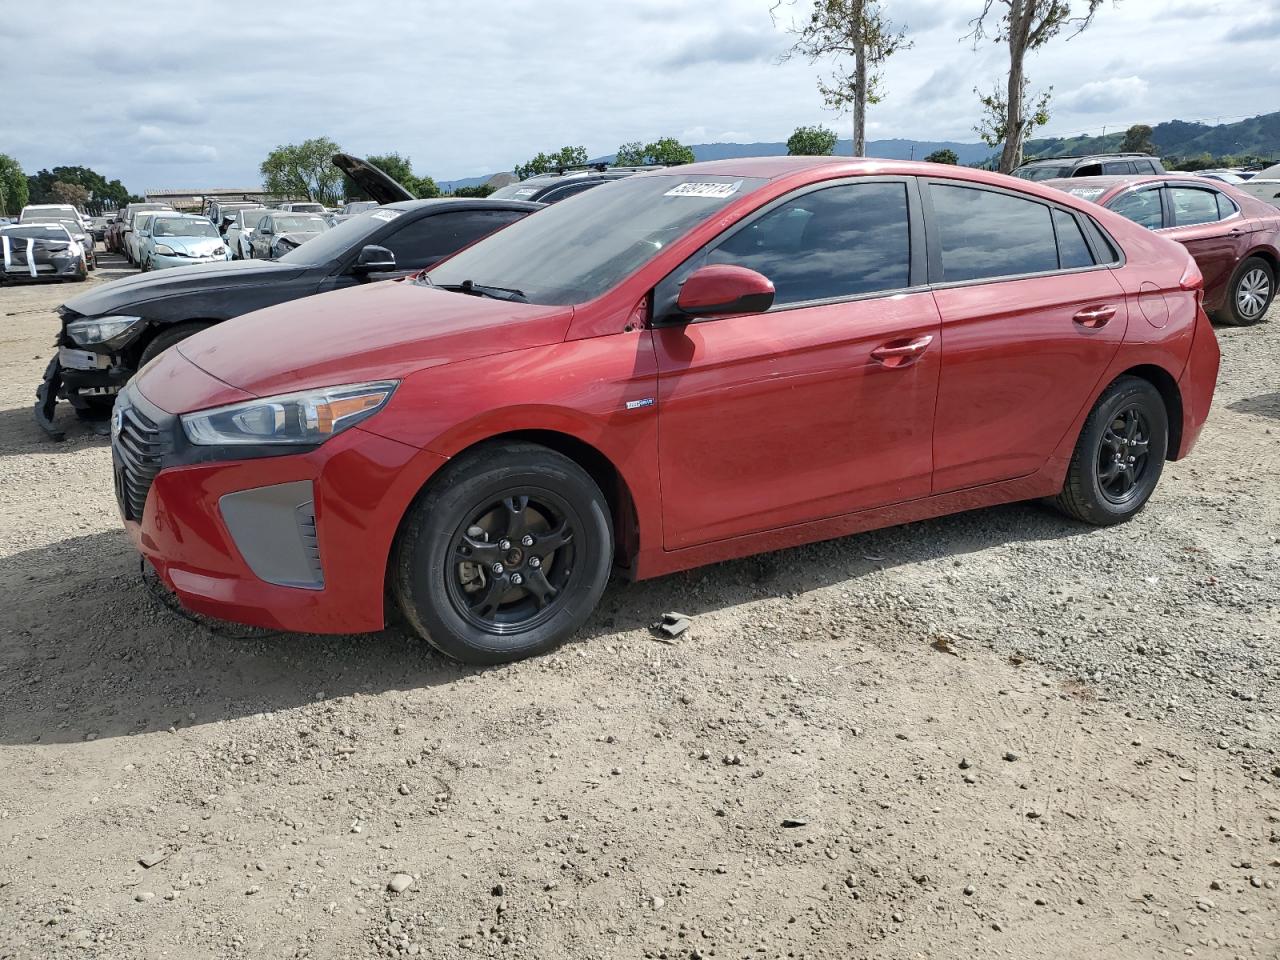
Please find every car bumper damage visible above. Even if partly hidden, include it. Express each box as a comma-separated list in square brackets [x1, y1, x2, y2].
[34, 308, 146, 437]
[110, 380, 447, 634]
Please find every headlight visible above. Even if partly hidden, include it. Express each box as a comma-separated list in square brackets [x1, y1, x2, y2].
[66, 315, 144, 345]
[154, 244, 177, 255]
[181, 381, 398, 446]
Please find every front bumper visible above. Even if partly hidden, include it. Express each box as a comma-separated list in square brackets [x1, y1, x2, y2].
[150, 252, 230, 270]
[112, 382, 447, 634]
[1, 254, 83, 282]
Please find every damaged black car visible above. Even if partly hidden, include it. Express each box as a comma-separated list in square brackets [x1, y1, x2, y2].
[1, 223, 89, 284]
[35, 154, 542, 436]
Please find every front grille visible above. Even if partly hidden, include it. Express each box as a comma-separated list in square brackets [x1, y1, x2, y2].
[113, 402, 166, 521]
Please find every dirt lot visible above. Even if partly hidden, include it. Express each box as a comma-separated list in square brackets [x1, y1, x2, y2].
[1, 253, 1277, 960]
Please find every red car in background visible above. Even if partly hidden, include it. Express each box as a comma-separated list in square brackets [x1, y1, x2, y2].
[1047, 175, 1279, 326]
[115, 158, 1220, 664]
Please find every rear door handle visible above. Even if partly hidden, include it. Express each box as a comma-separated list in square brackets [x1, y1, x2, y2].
[871, 334, 934, 368]
[1073, 305, 1117, 328]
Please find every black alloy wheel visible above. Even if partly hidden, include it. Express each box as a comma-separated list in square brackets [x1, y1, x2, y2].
[394, 442, 613, 664]
[1053, 375, 1168, 526]
[445, 491, 578, 634]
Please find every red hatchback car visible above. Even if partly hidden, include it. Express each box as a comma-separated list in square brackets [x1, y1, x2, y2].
[1047, 175, 1279, 326]
[114, 157, 1221, 663]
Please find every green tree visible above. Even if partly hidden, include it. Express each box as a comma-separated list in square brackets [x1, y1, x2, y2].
[969, 0, 1107, 173]
[260, 137, 344, 206]
[50, 181, 91, 209]
[787, 125, 839, 155]
[924, 148, 959, 164]
[1120, 123, 1156, 155]
[514, 146, 588, 180]
[777, 1, 912, 157]
[0, 154, 28, 216]
[23, 165, 129, 214]
[612, 137, 696, 166]
[451, 184, 496, 198]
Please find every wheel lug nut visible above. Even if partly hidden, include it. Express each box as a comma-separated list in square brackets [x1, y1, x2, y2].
[510, 573, 523, 585]
[529, 556, 541, 569]
[499, 539, 511, 551]
[521, 535, 534, 547]
[491, 562, 504, 574]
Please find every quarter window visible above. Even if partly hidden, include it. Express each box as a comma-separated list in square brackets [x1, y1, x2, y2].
[1168, 187, 1221, 226]
[1108, 189, 1164, 230]
[1053, 209, 1095, 269]
[930, 185, 1058, 282]
[1215, 192, 1238, 221]
[703, 181, 912, 305]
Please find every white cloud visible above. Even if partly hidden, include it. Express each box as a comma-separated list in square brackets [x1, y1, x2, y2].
[1057, 77, 1150, 114]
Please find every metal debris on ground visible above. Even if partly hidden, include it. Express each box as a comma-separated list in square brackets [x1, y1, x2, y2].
[651, 612, 692, 643]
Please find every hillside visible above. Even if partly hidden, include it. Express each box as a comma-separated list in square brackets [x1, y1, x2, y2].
[438, 111, 1280, 190]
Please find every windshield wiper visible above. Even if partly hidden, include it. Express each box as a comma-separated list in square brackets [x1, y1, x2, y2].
[438, 279, 528, 303]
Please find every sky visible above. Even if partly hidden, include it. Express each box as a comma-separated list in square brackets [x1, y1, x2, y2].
[2, 0, 1278, 192]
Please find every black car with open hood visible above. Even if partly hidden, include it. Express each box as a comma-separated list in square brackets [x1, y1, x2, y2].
[35, 186, 542, 437]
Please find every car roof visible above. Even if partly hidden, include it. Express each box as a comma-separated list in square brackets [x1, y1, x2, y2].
[1018, 153, 1157, 167]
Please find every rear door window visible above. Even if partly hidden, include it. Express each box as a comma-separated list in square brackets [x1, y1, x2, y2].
[703, 181, 912, 305]
[929, 184, 1058, 282]
[1108, 188, 1164, 230]
[1102, 161, 1136, 175]
[1168, 187, 1222, 226]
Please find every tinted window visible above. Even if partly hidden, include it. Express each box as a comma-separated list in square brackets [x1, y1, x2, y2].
[1102, 161, 1135, 175]
[380, 209, 528, 269]
[538, 181, 601, 204]
[931, 185, 1057, 281]
[1108, 189, 1163, 230]
[1053, 210, 1094, 269]
[702, 182, 911, 305]
[1216, 192, 1238, 220]
[1016, 165, 1070, 181]
[1137, 159, 1160, 174]
[1168, 187, 1220, 226]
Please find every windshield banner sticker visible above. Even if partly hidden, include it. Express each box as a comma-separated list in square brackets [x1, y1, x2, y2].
[370, 210, 403, 222]
[664, 180, 743, 199]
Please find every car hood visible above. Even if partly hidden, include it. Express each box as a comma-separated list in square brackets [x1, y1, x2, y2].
[153, 235, 226, 257]
[175, 279, 574, 401]
[332, 153, 415, 205]
[61, 258, 307, 317]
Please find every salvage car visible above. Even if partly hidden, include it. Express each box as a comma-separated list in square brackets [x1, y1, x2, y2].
[490, 163, 664, 203]
[247, 211, 329, 258]
[225, 207, 267, 260]
[1, 223, 87, 283]
[1047, 175, 1279, 325]
[118, 204, 173, 263]
[35, 190, 540, 433]
[21, 213, 96, 270]
[1015, 153, 1164, 181]
[137, 213, 230, 271]
[110, 157, 1221, 664]
[125, 211, 162, 266]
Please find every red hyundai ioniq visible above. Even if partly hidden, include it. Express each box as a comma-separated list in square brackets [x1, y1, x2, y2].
[113, 157, 1221, 663]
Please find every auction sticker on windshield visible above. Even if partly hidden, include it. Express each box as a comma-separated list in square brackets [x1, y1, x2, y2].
[664, 180, 743, 199]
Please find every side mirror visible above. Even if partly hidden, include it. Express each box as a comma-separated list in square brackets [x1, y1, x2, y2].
[676, 264, 775, 317]
[353, 244, 396, 273]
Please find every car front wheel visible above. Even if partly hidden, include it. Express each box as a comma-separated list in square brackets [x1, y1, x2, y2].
[394, 442, 613, 664]
[1217, 256, 1274, 326]
[1053, 375, 1168, 526]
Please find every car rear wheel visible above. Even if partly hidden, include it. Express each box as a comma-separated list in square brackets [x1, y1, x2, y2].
[137, 322, 211, 368]
[1053, 376, 1168, 526]
[1217, 256, 1274, 326]
[394, 442, 613, 665]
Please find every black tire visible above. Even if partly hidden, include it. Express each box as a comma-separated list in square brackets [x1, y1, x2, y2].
[393, 442, 613, 664]
[1053, 375, 1168, 526]
[1215, 256, 1274, 326]
[138, 322, 211, 368]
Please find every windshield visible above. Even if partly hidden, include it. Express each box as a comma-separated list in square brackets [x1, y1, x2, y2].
[273, 215, 327, 232]
[1015, 165, 1071, 181]
[427, 174, 767, 304]
[24, 216, 84, 235]
[343, 201, 378, 214]
[277, 207, 398, 264]
[286, 203, 324, 213]
[1, 224, 71, 240]
[135, 214, 158, 231]
[153, 217, 220, 238]
[237, 209, 266, 226]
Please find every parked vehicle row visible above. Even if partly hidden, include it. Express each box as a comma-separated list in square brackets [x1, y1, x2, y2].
[30, 156, 1220, 667]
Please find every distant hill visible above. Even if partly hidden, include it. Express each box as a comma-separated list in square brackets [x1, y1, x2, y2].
[1025, 112, 1280, 163]
[438, 112, 1280, 190]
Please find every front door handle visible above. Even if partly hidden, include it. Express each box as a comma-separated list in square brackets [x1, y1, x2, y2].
[1073, 305, 1117, 328]
[871, 334, 934, 368]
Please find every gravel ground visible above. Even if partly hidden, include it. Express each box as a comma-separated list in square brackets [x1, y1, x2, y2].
[1, 252, 1277, 959]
